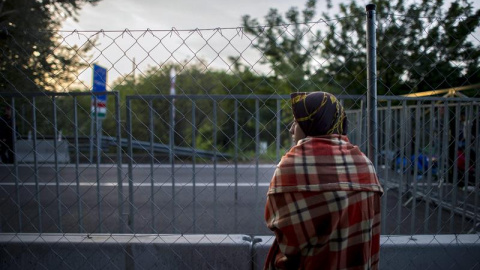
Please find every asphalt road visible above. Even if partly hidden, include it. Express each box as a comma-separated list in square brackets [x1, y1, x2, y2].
[0, 164, 476, 235]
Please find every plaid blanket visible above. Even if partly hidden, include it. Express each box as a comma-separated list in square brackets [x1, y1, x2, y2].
[264, 135, 383, 270]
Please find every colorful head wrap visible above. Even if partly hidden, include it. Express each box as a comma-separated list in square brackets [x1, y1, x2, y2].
[291, 91, 347, 136]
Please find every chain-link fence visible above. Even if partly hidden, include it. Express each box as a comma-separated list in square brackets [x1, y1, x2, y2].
[1, 5, 479, 269]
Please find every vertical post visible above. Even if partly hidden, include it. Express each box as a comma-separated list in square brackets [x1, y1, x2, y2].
[255, 99, 260, 192]
[95, 97, 102, 233]
[397, 100, 407, 234]
[126, 98, 134, 233]
[361, 99, 367, 152]
[234, 99, 239, 233]
[52, 96, 62, 232]
[473, 104, 479, 233]
[149, 100, 155, 233]
[356, 109, 361, 147]
[461, 103, 473, 232]
[32, 97, 41, 233]
[115, 92, 124, 233]
[12, 98, 22, 232]
[21, 104, 25, 135]
[89, 97, 96, 164]
[405, 107, 412, 194]
[450, 104, 460, 232]
[169, 68, 177, 232]
[255, 99, 260, 233]
[213, 100, 218, 232]
[437, 101, 449, 233]
[276, 99, 281, 163]
[381, 100, 391, 234]
[424, 102, 434, 233]
[169, 97, 175, 233]
[192, 99, 197, 233]
[411, 101, 421, 235]
[73, 97, 83, 233]
[366, 3, 378, 168]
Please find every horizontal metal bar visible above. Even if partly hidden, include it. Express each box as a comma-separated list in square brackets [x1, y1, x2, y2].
[125, 94, 366, 101]
[0, 182, 272, 187]
[0, 91, 119, 97]
[378, 96, 480, 102]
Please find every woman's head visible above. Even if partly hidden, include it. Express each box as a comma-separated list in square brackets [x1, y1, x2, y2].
[290, 91, 347, 142]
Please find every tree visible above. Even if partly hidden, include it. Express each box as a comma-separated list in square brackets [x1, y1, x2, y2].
[242, 0, 480, 96]
[242, 0, 323, 94]
[0, 0, 100, 93]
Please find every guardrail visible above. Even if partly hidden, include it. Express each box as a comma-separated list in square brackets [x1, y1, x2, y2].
[1, 234, 479, 270]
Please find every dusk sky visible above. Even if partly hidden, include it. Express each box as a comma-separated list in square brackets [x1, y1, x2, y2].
[61, 0, 347, 30]
[58, 0, 479, 90]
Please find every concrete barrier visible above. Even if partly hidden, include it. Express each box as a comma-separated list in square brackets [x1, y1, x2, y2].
[0, 234, 251, 270]
[15, 140, 70, 163]
[2, 234, 479, 269]
[252, 235, 480, 270]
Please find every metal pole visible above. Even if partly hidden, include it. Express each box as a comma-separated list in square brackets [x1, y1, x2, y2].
[397, 101, 407, 234]
[276, 99, 281, 164]
[213, 100, 218, 232]
[192, 100, 196, 233]
[169, 97, 175, 233]
[361, 99, 367, 153]
[234, 99, 238, 233]
[450, 104, 460, 232]
[424, 102, 435, 233]
[149, 100, 155, 233]
[461, 103, 473, 232]
[437, 101, 449, 233]
[473, 105, 479, 233]
[89, 99, 94, 164]
[12, 98, 22, 232]
[366, 3, 378, 168]
[255, 99, 260, 192]
[115, 92, 124, 233]
[73, 97, 83, 233]
[32, 97, 41, 233]
[255, 99, 260, 233]
[52, 96, 62, 232]
[411, 101, 421, 235]
[126, 99, 134, 233]
[381, 100, 391, 234]
[94, 97, 102, 233]
[169, 69, 177, 232]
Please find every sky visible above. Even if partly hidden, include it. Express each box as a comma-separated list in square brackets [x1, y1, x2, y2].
[61, 0, 348, 30]
[60, 0, 349, 88]
[59, 0, 480, 90]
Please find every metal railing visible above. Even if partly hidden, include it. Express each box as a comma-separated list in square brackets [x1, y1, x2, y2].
[0, 93, 478, 236]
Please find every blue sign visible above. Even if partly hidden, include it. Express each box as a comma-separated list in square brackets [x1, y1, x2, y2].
[92, 64, 107, 102]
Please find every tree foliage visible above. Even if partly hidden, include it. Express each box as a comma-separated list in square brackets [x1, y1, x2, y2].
[242, 0, 322, 93]
[243, 0, 480, 96]
[0, 0, 99, 93]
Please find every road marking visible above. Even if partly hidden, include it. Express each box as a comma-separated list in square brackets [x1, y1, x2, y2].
[0, 182, 271, 187]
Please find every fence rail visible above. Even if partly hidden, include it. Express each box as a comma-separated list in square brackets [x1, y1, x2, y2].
[0, 93, 478, 236]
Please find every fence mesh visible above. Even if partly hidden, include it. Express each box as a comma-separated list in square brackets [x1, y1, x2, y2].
[1, 8, 479, 270]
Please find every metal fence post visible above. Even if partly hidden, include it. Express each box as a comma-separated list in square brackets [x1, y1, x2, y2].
[126, 98, 134, 233]
[115, 92, 124, 233]
[366, 3, 378, 168]
[11, 98, 21, 232]
[32, 97, 41, 233]
[52, 96, 62, 233]
[73, 97, 84, 233]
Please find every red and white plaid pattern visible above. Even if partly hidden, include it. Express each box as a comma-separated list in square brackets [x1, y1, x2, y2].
[264, 135, 383, 270]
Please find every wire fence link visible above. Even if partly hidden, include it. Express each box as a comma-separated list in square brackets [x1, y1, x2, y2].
[1, 8, 479, 269]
